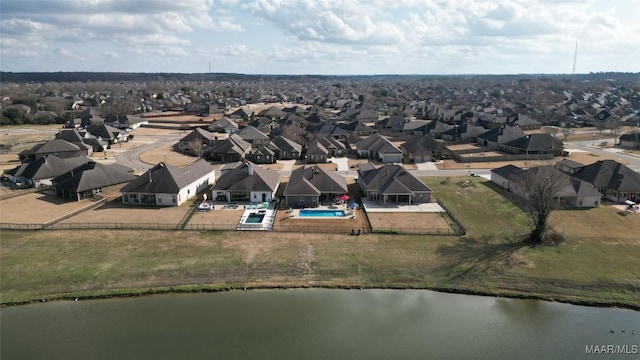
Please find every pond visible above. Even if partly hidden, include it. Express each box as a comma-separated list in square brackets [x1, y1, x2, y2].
[1, 289, 638, 360]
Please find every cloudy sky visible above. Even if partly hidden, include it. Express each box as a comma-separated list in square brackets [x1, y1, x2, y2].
[1, 0, 639, 75]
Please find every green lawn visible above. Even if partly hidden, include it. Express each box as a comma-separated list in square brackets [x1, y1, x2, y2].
[1, 177, 638, 307]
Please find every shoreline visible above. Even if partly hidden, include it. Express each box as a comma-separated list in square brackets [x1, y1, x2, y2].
[3, 283, 639, 311]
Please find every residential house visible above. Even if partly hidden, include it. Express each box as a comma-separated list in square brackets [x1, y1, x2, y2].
[235, 126, 270, 147]
[121, 159, 216, 206]
[177, 128, 217, 156]
[501, 133, 564, 156]
[571, 160, 640, 202]
[355, 134, 403, 163]
[211, 162, 280, 203]
[86, 123, 128, 144]
[208, 117, 239, 134]
[19, 139, 92, 162]
[619, 132, 640, 149]
[476, 125, 526, 149]
[306, 138, 329, 164]
[248, 116, 280, 133]
[490, 165, 600, 208]
[104, 114, 148, 129]
[555, 159, 586, 175]
[400, 134, 448, 163]
[305, 122, 350, 140]
[207, 133, 252, 162]
[283, 165, 348, 208]
[440, 123, 488, 141]
[338, 120, 376, 137]
[267, 135, 302, 160]
[375, 115, 407, 134]
[55, 128, 106, 152]
[306, 136, 347, 163]
[247, 146, 276, 164]
[4, 155, 90, 188]
[357, 162, 432, 204]
[52, 161, 135, 201]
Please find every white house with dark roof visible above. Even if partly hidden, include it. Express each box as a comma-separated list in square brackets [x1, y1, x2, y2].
[121, 159, 216, 206]
[211, 162, 280, 203]
[490, 164, 601, 208]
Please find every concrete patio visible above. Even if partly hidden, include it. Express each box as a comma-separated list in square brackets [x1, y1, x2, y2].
[361, 200, 445, 213]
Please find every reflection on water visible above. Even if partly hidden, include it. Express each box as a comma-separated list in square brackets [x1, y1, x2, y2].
[1, 289, 638, 360]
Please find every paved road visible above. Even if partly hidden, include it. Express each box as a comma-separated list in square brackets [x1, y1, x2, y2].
[115, 135, 180, 172]
[566, 138, 640, 172]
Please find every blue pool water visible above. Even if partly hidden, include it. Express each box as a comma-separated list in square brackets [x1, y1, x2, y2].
[299, 209, 345, 217]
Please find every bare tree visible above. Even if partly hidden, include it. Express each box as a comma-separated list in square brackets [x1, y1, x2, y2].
[561, 128, 573, 141]
[512, 166, 571, 244]
[182, 136, 202, 157]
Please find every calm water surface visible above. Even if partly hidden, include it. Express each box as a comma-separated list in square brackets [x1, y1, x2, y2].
[1, 289, 638, 359]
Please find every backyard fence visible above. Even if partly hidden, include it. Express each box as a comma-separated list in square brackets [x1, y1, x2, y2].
[0, 222, 239, 231]
[436, 199, 466, 236]
[371, 227, 463, 235]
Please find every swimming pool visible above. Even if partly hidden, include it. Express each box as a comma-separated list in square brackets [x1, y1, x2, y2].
[244, 213, 266, 223]
[299, 209, 346, 217]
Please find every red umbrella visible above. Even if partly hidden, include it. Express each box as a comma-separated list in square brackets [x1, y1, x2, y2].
[338, 194, 350, 201]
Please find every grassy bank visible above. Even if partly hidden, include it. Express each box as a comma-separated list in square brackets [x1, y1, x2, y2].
[1, 177, 639, 308]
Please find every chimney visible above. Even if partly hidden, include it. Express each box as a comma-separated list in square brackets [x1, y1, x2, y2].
[148, 170, 152, 183]
[248, 162, 254, 176]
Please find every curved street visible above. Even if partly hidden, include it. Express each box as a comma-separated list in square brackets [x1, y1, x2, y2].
[115, 135, 180, 172]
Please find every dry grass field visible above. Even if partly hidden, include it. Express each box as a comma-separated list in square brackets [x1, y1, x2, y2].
[0, 193, 93, 224]
[60, 198, 191, 225]
[138, 142, 200, 167]
[189, 208, 243, 226]
[367, 212, 454, 233]
[1, 175, 639, 307]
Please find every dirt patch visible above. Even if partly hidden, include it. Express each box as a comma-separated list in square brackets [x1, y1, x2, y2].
[367, 212, 454, 232]
[260, 162, 284, 171]
[189, 208, 243, 226]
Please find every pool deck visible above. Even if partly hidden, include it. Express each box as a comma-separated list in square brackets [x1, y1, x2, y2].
[237, 209, 276, 230]
[287, 205, 356, 219]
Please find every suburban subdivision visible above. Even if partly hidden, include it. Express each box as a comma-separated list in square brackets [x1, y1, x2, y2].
[1, 73, 639, 309]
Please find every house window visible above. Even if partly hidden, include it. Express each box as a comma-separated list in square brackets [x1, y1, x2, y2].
[300, 198, 305, 206]
[188, 189, 190, 195]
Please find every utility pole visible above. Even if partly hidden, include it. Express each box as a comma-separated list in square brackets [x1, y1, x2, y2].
[572, 41, 578, 74]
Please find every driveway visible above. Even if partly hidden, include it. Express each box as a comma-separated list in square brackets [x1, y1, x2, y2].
[329, 157, 349, 171]
[415, 162, 439, 170]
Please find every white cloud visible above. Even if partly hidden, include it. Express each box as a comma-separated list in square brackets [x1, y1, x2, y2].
[0, 0, 637, 73]
[103, 51, 120, 59]
[53, 48, 73, 57]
